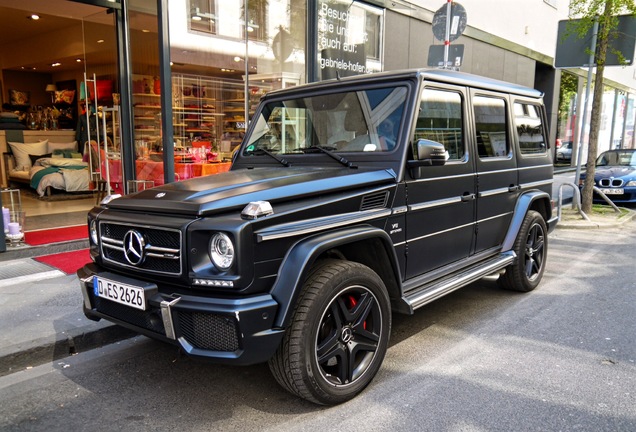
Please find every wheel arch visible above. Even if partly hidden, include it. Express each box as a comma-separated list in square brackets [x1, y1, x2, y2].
[270, 226, 402, 329]
[501, 191, 552, 252]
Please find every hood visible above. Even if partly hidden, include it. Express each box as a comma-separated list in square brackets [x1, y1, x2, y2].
[594, 166, 636, 179]
[104, 166, 396, 216]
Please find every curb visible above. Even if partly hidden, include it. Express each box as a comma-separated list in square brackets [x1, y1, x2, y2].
[556, 207, 636, 229]
[0, 239, 89, 262]
[0, 322, 136, 377]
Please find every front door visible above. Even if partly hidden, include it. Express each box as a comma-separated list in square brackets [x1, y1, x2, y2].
[404, 84, 476, 280]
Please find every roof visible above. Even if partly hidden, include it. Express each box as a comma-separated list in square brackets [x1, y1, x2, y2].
[264, 68, 543, 100]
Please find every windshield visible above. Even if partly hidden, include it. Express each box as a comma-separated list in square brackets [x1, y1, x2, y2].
[596, 150, 636, 167]
[243, 86, 408, 156]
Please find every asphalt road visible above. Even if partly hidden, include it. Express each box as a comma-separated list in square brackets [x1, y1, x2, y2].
[0, 221, 634, 432]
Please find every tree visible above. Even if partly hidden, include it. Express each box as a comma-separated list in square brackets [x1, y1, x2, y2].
[567, 0, 636, 213]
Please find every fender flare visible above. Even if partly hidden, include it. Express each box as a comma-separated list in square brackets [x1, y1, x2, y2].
[501, 191, 551, 251]
[270, 225, 401, 329]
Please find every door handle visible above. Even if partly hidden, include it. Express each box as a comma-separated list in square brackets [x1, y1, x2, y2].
[461, 193, 476, 202]
[508, 185, 521, 192]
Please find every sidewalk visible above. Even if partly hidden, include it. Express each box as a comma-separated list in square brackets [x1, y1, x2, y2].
[0, 239, 135, 377]
[0, 198, 633, 377]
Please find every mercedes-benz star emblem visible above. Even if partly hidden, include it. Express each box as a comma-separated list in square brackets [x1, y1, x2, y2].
[123, 230, 145, 266]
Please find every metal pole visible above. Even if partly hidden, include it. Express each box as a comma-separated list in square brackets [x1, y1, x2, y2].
[0, 193, 5, 253]
[443, 0, 452, 69]
[158, 0, 174, 185]
[244, 2, 250, 126]
[307, 0, 318, 82]
[574, 17, 598, 187]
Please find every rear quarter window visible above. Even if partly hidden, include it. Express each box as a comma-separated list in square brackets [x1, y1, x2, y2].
[514, 102, 547, 155]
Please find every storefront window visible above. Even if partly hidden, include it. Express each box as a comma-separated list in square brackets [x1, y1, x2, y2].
[611, 91, 627, 150]
[625, 93, 635, 149]
[120, 0, 307, 187]
[317, 0, 384, 80]
[598, 85, 616, 154]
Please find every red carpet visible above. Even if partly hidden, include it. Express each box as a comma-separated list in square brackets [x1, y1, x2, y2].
[24, 225, 88, 246]
[34, 249, 91, 274]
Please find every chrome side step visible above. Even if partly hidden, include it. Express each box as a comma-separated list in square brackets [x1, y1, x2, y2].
[403, 251, 516, 312]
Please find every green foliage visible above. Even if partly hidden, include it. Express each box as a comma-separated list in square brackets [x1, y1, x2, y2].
[565, 0, 636, 212]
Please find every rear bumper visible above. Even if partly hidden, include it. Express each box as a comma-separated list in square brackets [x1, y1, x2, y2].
[78, 263, 284, 365]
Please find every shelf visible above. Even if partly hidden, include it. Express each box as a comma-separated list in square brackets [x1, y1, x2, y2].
[133, 93, 160, 98]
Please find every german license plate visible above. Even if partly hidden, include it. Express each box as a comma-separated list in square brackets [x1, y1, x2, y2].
[601, 188, 623, 195]
[94, 276, 147, 310]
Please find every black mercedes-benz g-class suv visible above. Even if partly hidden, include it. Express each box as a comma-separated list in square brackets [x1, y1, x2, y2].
[78, 69, 557, 405]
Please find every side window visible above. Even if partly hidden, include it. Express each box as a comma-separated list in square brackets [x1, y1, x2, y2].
[514, 102, 547, 155]
[414, 88, 464, 161]
[474, 96, 509, 158]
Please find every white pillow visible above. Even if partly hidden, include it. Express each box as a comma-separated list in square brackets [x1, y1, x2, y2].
[48, 141, 78, 153]
[8, 140, 49, 171]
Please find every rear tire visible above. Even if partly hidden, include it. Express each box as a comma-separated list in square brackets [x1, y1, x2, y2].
[268, 259, 391, 405]
[499, 210, 548, 292]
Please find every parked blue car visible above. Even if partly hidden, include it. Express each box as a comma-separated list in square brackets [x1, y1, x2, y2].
[580, 149, 636, 203]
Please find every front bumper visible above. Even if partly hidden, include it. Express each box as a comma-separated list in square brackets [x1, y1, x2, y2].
[78, 263, 284, 365]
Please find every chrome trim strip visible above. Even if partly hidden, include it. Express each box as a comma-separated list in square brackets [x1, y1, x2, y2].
[409, 196, 462, 211]
[256, 208, 392, 242]
[146, 252, 180, 259]
[102, 242, 179, 257]
[479, 187, 511, 198]
[477, 167, 518, 175]
[517, 163, 553, 171]
[102, 236, 123, 246]
[409, 220, 475, 243]
[520, 179, 553, 189]
[478, 212, 513, 223]
[411, 172, 475, 183]
[160, 297, 181, 340]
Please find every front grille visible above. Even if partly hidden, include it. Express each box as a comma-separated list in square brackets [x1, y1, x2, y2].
[599, 178, 624, 187]
[95, 297, 166, 336]
[100, 222, 182, 275]
[178, 311, 240, 352]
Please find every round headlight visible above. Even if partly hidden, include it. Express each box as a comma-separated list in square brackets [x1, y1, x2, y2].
[90, 220, 98, 244]
[210, 233, 234, 271]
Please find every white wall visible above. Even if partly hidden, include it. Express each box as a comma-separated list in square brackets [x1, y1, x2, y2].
[407, 0, 636, 90]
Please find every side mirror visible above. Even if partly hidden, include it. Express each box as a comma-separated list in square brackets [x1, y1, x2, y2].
[416, 139, 447, 163]
[407, 139, 447, 178]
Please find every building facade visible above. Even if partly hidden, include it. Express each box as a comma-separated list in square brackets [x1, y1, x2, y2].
[1, 0, 635, 192]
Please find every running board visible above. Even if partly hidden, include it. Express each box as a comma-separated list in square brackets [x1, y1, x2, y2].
[403, 251, 516, 312]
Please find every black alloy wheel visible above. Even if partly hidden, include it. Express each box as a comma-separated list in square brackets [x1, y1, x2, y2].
[499, 210, 548, 292]
[268, 259, 391, 405]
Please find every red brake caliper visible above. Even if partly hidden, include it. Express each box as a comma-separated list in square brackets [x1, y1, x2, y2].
[347, 294, 367, 330]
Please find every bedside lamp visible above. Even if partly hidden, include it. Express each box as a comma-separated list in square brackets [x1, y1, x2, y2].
[46, 84, 57, 104]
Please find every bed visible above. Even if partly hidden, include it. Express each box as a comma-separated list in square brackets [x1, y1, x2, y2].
[4, 139, 90, 197]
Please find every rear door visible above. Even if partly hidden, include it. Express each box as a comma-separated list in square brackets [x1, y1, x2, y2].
[470, 91, 519, 253]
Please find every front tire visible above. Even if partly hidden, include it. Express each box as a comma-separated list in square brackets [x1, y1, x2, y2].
[499, 210, 548, 292]
[268, 259, 391, 405]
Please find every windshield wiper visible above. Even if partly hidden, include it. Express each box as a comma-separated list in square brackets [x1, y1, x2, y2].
[304, 146, 357, 169]
[246, 147, 291, 167]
